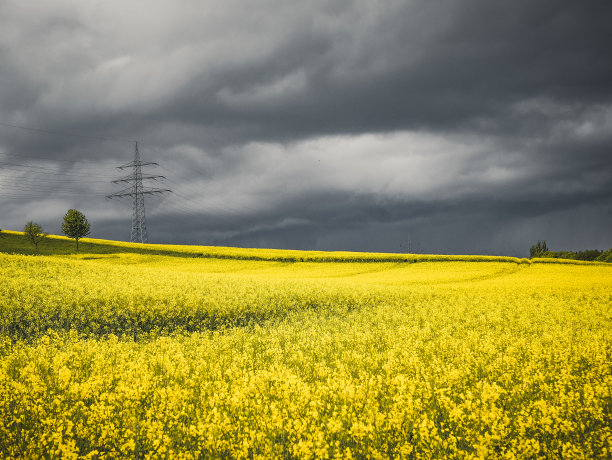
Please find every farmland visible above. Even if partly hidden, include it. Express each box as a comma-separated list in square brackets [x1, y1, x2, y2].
[0, 231, 610, 458]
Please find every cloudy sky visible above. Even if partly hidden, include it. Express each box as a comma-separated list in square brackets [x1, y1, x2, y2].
[1, 0, 611, 256]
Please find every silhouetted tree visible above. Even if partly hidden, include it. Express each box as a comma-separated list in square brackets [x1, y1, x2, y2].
[596, 249, 612, 263]
[575, 249, 603, 261]
[529, 240, 548, 258]
[23, 221, 47, 253]
[61, 209, 90, 252]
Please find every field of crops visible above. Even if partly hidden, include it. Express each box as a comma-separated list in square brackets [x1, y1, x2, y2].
[0, 232, 611, 458]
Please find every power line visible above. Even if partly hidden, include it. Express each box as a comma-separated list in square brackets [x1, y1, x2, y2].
[107, 142, 171, 243]
[139, 144, 248, 217]
[0, 163, 117, 180]
[1, 130, 251, 232]
[0, 122, 135, 144]
[0, 178, 109, 196]
[0, 190, 104, 199]
[0, 157, 115, 200]
[0, 179, 108, 193]
[0, 182, 108, 194]
[158, 167, 247, 217]
[0, 151, 119, 165]
[0, 173, 111, 186]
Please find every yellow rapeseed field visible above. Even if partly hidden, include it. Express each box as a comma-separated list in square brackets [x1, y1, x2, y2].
[0, 232, 610, 458]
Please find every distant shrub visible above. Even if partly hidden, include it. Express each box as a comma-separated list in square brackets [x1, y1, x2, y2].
[531, 243, 606, 262]
[530, 240, 548, 258]
[596, 249, 612, 263]
[537, 249, 603, 261]
[574, 249, 603, 261]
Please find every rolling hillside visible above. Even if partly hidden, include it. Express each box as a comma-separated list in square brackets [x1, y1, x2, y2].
[0, 231, 610, 457]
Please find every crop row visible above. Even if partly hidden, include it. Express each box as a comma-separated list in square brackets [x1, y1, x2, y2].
[1, 290, 610, 458]
[0, 251, 610, 457]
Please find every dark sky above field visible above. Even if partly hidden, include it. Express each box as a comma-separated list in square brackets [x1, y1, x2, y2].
[1, 0, 611, 256]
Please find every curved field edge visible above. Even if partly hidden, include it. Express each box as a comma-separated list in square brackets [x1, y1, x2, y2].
[0, 253, 524, 342]
[2, 230, 608, 265]
[1, 250, 610, 343]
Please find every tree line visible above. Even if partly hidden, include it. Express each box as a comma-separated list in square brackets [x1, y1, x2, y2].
[15, 209, 90, 253]
[529, 240, 612, 263]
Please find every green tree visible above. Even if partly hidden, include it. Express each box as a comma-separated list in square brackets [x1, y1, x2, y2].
[23, 221, 47, 253]
[61, 209, 90, 252]
[596, 248, 612, 263]
[529, 240, 549, 258]
[575, 249, 602, 261]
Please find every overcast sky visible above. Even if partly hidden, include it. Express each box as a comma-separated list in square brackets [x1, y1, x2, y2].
[1, 0, 611, 256]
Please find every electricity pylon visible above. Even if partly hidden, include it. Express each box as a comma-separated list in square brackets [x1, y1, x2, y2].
[107, 142, 171, 243]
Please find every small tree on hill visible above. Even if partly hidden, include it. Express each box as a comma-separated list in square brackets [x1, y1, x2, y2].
[23, 221, 47, 253]
[529, 240, 549, 258]
[61, 209, 90, 252]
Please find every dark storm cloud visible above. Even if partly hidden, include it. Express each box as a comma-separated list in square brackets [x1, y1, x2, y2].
[1, 0, 611, 255]
[4, 0, 612, 144]
[160, 0, 612, 143]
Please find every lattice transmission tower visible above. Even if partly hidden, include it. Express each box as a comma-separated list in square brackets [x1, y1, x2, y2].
[107, 142, 171, 243]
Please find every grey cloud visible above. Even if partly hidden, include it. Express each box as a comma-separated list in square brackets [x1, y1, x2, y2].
[1, 0, 611, 255]
[144, 188, 612, 256]
[156, 0, 612, 143]
[5, 0, 611, 144]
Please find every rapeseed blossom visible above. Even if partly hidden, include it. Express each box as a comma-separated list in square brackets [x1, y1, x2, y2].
[0, 242, 610, 458]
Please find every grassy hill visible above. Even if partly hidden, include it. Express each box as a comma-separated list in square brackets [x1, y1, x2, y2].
[0, 230, 195, 257]
[3, 229, 599, 264]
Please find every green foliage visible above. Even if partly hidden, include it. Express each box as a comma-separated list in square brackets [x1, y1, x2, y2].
[529, 240, 548, 258]
[61, 209, 90, 252]
[596, 249, 612, 263]
[0, 231, 194, 257]
[529, 239, 607, 262]
[574, 249, 603, 261]
[536, 248, 604, 262]
[22, 221, 47, 253]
